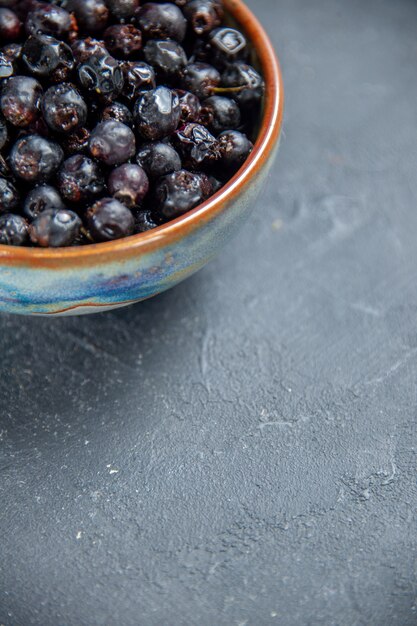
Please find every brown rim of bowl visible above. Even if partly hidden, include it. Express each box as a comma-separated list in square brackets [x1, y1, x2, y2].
[0, 0, 284, 268]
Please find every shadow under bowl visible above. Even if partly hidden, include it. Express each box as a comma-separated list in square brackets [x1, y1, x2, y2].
[0, 0, 284, 316]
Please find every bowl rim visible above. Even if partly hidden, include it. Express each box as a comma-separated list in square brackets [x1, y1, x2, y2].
[0, 0, 284, 267]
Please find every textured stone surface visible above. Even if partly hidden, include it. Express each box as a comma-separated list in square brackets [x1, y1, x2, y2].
[1, 0, 417, 624]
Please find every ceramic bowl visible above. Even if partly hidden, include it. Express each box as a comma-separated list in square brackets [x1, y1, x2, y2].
[0, 0, 284, 316]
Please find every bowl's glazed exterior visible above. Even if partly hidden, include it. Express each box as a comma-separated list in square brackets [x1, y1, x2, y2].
[0, 0, 283, 316]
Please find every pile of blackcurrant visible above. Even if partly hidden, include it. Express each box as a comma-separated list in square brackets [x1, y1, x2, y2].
[0, 0, 264, 247]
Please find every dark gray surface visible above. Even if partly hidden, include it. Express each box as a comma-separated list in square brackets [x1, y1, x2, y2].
[1, 0, 417, 624]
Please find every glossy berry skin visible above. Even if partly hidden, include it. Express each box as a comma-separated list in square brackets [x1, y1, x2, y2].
[67, 0, 109, 33]
[209, 27, 247, 68]
[136, 141, 181, 179]
[221, 62, 265, 112]
[25, 3, 72, 38]
[9, 134, 64, 182]
[108, 164, 149, 209]
[86, 197, 135, 242]
[0, 177, 19, 212]
[176, 90, 201, 124]
[122, 61, 156, 100]
[0, 51, 14, 78]
[134, 86, 181, 141]
[89, 119, 136, 166]
[183, 0, 223, 36]
[57, 154, 105, 203]
[154, 169, 209, 219]
[78, 53, 124, 101]
[1, 76, 42, 128]
[217, 130, 253, 174]
[42, 83, 87, 133]
[22, 34, 74, 82]
[182, 62, 220, 99]
[0, 115, 7, 149]
[135, 209, 158, 232]
[103, 25, 142, 60]
[101, 101, 133, 127]
[200, 95, 241, 134]
[106, 0, 140, 20]
[137, 3, 187, 42]
[23, 184, 65, 220]
[29, 208, 81, 247]
[174, 122, 219, 169]
[143, 40, 187, 82]
[71, 37, 108, 64]
[0, 8, 21, 41]
[0, 213, 28, 246]
[61, 127, 90, 154]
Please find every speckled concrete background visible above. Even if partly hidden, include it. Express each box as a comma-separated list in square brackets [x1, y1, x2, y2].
[1, 0, 417, 624]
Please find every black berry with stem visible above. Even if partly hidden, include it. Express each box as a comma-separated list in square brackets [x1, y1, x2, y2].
[221, 62, 265, 112]
[122, 61, 156, 100]
[86, 197, 135, 242]
[173, 122, 219, 169]
[153, 169, 209, 219]
[22, 34, 74, 82]
[136, 141, 181, 179]
[101, 101, 133, 127]
[29, 207, 81, 247]
[217, 129, 253, 174]
[78, 53, 124, 100]
[199, 95, 241, 134]
[183, 0, 223, 36]
[0, 8, 21, 41]
[42, 83, 87, 133]
[0, 176, 19, 212]
[9, 134, 64, 182]
[1, 76, 42, 128]
[23, 184, 65, 220]
[134, 86, 181, 141]
[143, 40, 187, 82]
[89, 119, 136, 166]
[0, 213, 28, 245]
[57, 154, 105, 203]
[137, 3, 187, 42]
[25, 3, 72, 38]
[108, 164, 149, 209]
[66, 0, 109, 33]
[182, 62, 220, 99]
[103, 24, 142, 59]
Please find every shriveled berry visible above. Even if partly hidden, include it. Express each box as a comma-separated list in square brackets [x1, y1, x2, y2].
[182, 62, 220, 99]
[67, 0, 109, 33]
[86, 197, 135, 242]
[103, 24, 142, 59]
[174, 122, 219, 169]
[25, 3, 72, 38]
[217, 129, 253, 173]
[89, 119, 136, 165]
[29, 207, 81, 247]
[134, 86, 181, 141]
[57, 154, 105, 203]
[154, 169, 208, 219]
[199, 95, 241, 134]
[78, 53, 124, 100]
[0, 176, 19, 212]
[0, 213, 28, 245]
[143, 39, 187, 81]
[106, 0, 140, 20]
[0, 8, 21, 41]
[122, 61, 155, 100]
[71, 37, 108, 63]
[135, 209, 158, 232]
[101, 101, 133, 126]
[137, 3, 187, 42]
[136, 141, 181, 179]
[9, 134, 63, 182]
[108, 164, 149, 208]
[23, 184, 65, 220]
[209, 27, 247, 67]
[183, 0, 223, 36]
[22, 34, 74, 82]
[61, 127, 90, 155]
[42, 83, 87, 133]
[221, 62, 264, 112]
[176, 90, 201, 124]
[0, 51, 14, 78]
[1, 76, 42, 127]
